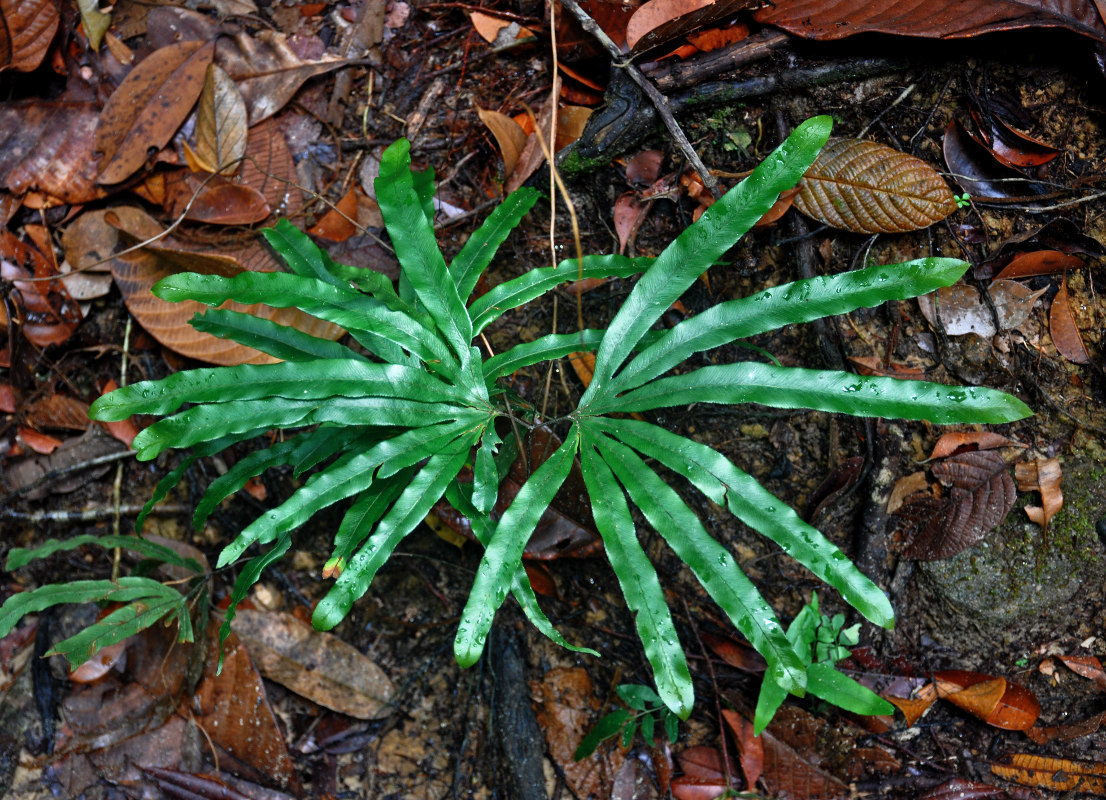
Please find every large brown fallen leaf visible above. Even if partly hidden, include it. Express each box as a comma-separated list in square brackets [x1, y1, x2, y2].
[934, 670, 1039, 730]
[0, 102, 107, 204]
[477, 107, 528, 178]
[231, 609, 394, 720]
[216, 31, 347, 125]
[106, 206, 342, 365]
[95, 40, 216, 184]
[194, 62, 249, 175]
[916, 280, 1046, 338]
[795, 139, 957, 233]
[0, 0, 59, 72]
[993, 249, 1084, 280]
[1014, 457, 1063, 531]
[992, 753, 1106, 793]
[755, 0, 1106, 42]
[899, 450, 1016, 560]
[1049, 273, 1092, 364]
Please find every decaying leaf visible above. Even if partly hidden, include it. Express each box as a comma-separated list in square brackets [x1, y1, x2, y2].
[934, 670, 1040, 730]
[887, 470, 930, 515]
[927, 431, 1025, 460]
[231, 609, 394, 720]
[721, 709, 763, 789]
[1057, 654, 1106, 689]
[918, 778, 1006, 800]
[0, 102, 106, 204]
[195, 63, 249, 176]
[969, 108, 1063, 169]
[899, 450, 1016, 560]
[477, 107, 528, 178]
[0, 230, 82, 347]
[993, 249, 1084, 280]
[760, 719, 849, 799]
[1049, 274, 1092, 364]
[992, 753, 1106, 793]
[76, 0, 111, 51]
[1014, 457, 1063, 531]
[795, 138, 957, 233]
[0, 0, 59, 72]
[916, 280, 1046, 338]
[671, 746, 740, 798]
[626, 0, 756, 56]
[884, 693, 935, 727]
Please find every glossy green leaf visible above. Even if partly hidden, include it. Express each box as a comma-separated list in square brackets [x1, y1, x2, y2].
[806, 662, 894, 716]
[641, 712, 655, 744]
[574, 708, 630, 760]
[313, 435, 476, 629]
[0, 578, 179, 640]
[592, 362, 1032, 425]
[48, 591, 187, 669]
[6, 534, 202, 573]
[617, 683, 661, 710]
[579, 438, 693, 718]
[218, 534, 292, 670]
[152, 271, 452, 375]
[455, 425, 579, 668]
[262, 218, 349, 289]
[468, 255, 651, 335]
[483, 330, 605, 380]
[614, 257, 971, 392]
[588, 416, 894, 629]
[410, 163, 436, 224]
[588, 428, 804, 695]
[327, 469, 414, 571]
[451, 187, 541, 301]
[580, 116, 833, 409]
[92, 359, 468, 422]
[217, 418, 484, 568]
[377, 139, 473, 364]
[189, 308, 361, 363]
[472, 423, 501, 515]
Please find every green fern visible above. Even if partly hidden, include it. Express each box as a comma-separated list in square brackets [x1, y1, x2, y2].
[1, 116, 1032, 724]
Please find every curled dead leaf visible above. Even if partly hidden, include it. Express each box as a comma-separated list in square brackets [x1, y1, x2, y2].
[934, 670, 1040, 730]
[927, 431, 1026, 461]
[1014, 457, 1063, 531]
[477, 107, 528, 178]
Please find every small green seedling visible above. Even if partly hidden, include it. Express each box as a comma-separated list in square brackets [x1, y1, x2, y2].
[574, 684, 680, 760]
[955, 192, 971, 208]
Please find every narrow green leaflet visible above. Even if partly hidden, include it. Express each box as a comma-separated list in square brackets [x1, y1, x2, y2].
[614, 257, 971, 392]
[216, 418, 483, 567]
[468, 255, 651, 335]
[410, 163, 436, 224]
[262, 219, 349, 289]
[587, 428, 805, 695]
[47, 591, 188, 668]
[327, 469, 414, 571]
[6, 534, 203, 573]
[455, 425, 579, 668]
[579, 438, 693, 718]
[152, 271, 453, 375]
[591, 362, 1033, 425]
[483, 330, 605, 380]
[376, 139, 473, 364]
[589, 416, 894, 629]
[313, 435, 477, 629]
[580, 115, 833, 408]
[472, 423, 501, 515]
[0, 577, 181, 639]
[189, 309, 363, 363]
[451, 187, 541, 301]
[218, 534, 292, 667]
[805, 662, 894, 716]
[91, 359, 467, 421]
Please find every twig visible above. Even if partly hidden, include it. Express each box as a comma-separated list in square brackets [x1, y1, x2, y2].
[556, 0, 722, 198]
[0, 450, 134, 506]
[1, 504, 190, 522]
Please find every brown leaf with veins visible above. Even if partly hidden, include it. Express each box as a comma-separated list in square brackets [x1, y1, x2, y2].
[1049, 274, 1092, 364]
[195, 62, 249, 176]
[95, 40, 216, 184]
[1014, 457, 1063, 531]
[992, 753, 1106, 793]
[994, 249, 1083, 280]
[899, 450, 1016, 560]
[0, 102, 107, 204]
[0, 0, 59, 72]
[795, 139, 957, 233]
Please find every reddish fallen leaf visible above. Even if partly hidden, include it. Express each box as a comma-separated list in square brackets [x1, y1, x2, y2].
[242, 475, 267, 502]
[702, 632, 767, 673]
[805, 455, 864, 520]
[752, 186, 799, 229]
[686, 20, 750, 51]
[1025, 708, 1106, 744]
[970, 108, 1063, 169]
[69, 640, 128, 684]
[626, 0, 756, 56]
[1014, 457, 1063, 531]
[918, 777, 1006, 800]
[470, 10, 537, 45]
[756, 0, 1106, 42]
[523, 561, 559, 597]
[97, 380, 140, 448]
[231, 609, 394, 719]
[568, 350, 596, 389]
[927, 431, 1026, 460]
[1049, 274, 1092, 364]
[934, 670, 1040, 730]
[900, 451, 1016, 560]
[993, 249, 1083, 280]
[25, 393, 90, 431]
[614, 192, 650, 255]
[557, 106, 593, 152]
[721, 709, 763, 789]
[0, 0, 59, 72]
[625, 149, 665, 185]
[992, 753, 1106, 793]
[671, 775, 734, 799]
[795, 138, 957, 233]
[95, 40, 216, 184]
[0, 382, 14, 413]
[760, 723, 849, 799]
[943, 118, 1040, 200]
[848, 356, 926, 379]
[884, 693, 935, 727]
[16, 427, 63, 454]
[1057, 655, 1106, 689]
[182, 178, 271, 225]
[0, 231, 81, 346]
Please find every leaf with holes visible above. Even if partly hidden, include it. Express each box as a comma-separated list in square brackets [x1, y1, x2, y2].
[899, 451, 1016, 560]
[795, 138, 957, 233]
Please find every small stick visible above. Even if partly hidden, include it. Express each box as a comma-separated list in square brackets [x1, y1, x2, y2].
[1, 504, 190, 522]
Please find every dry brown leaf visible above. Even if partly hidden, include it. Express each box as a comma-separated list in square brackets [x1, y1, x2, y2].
[180, 177, 271, 225]
[760, 723, 849, 799]
[686, 20, 750, 51]
[308, 186, 360, 242]
[470, 10, 536, 45]
[557, 105, 593, 151]
[626, 0, 756, 55]
[195, 62, 249, 176]
[240, 118, 304, 221]
[720, 709, 763, 789]
[231, 609, 394, 719]
[887, 470, 930, 514]
[1049, 274, 1092, 364]
[0, 230, 81, 346]
[215, 31, 346, 125]
[900, 450, 1016, 560]
[1014, 457, 1063, 531]
[935, 670, 1040, 730]
[927, 431, 1026, 460]
[1057, 654, 1106, 689]
[25, 394, 90, 431]
[16, 428, 63, 454]
[885, 693, 935, 727]
[795, 138, 957, 233]
[96, 41, 215, 184]
[567, 350, 596, 388]
[0, 102, 106, 204]
[992, 753, 1106, 793]
[916, 280, 1046, 338]
[477, 107, 528, 178]
[0, 0, 59, 72]
[614, 192, 648, 254]
[993, 249, 1083, 279]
